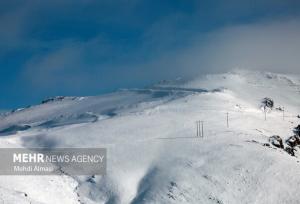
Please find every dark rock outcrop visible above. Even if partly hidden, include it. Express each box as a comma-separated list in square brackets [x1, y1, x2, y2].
[286, 135, 300, 148]
[294, 125, 300, 137]
[269, 135, 284, 149]
[41, 96, 77, 104]
[0, 124, 31, 136]
[285, 146, 295, 156]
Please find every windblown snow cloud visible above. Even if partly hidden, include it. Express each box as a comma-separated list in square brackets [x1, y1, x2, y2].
[16, 17, 300, 110]
[142, 18, 300, 79]
[23, 18, 300, 93]
[181, 18, 300, 75]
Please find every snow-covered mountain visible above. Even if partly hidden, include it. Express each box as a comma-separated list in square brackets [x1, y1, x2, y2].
[0, 70, 300, 204]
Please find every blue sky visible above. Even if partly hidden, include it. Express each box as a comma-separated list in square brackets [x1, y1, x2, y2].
[1, 0, 300, 109]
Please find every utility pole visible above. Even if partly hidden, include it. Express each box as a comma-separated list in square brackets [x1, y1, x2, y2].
[197, 121, 199, 137]
[196, 121, 204, 138]
[265, 111, 267, 121]
[201, 121, 204, 138]
[196, 121, 201, 137]
[196, 121, 199, 137]
[196, 121, 198, 137]
[226, 112, 229, 128]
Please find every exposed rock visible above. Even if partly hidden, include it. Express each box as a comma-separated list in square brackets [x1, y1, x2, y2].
[269, 135, 284, 148]
[41, 96, 66, 104]
[41, 96, 77, 104]
[286, 135, 300, 147]
[276, 106, 284, 111]
[0, 124, 31, 136]
[285, 146, 295, 156]
[294, 125, 300, 136]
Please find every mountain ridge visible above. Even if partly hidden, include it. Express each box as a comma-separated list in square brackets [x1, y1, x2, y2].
[0, 70, 299, 203]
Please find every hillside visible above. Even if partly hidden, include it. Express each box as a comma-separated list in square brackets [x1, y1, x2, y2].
[0, 70, 300, 204]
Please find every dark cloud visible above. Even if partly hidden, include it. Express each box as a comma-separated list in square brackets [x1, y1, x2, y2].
[20, 16, 300, 95]
[1, 0, 300, 108]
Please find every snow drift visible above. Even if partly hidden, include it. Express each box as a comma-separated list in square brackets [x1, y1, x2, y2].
[0, 70, 300, 204]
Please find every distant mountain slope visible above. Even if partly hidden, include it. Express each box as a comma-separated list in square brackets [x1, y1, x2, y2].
[0, 70, 299, 204]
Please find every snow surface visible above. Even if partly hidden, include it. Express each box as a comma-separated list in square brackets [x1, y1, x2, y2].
[0, 70, 300, 204]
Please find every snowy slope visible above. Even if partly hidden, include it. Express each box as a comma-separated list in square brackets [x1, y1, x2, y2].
[0, 70, 300, 204]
